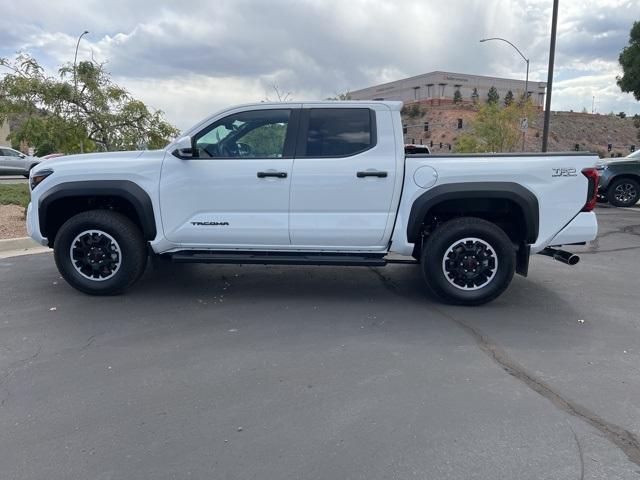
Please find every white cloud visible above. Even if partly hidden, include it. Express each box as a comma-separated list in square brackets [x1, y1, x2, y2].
[1, 0, 639, 129]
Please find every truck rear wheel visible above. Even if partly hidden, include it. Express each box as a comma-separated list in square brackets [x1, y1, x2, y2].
[421, 217, 515, 305]
[53, 210, 147, 295]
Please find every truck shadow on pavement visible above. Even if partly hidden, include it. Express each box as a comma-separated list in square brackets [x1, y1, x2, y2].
[130, 259, 583, 350]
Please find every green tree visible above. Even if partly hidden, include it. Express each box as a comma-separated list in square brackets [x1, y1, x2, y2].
[455, 101, 536, 153]
[325, 91, 352, 101]
[453, 89, 462, 104]
[487, 86, 499, 105]
[241, 123, 287, 157]
[504, 90, 514, 106]
[471, 87, 479, 104]
[401, 103, 422, 119]
[0, 53, 179, 154]
[617, 21, 640, 100]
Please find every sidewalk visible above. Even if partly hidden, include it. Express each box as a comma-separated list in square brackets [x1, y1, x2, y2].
[0, 237, 50, 259]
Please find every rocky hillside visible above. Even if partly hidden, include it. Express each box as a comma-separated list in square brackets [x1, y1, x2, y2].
[401, 103, 638, 157]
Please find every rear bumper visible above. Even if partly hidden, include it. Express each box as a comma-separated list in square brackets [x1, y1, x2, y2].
[547, 211, 598, 247]
[26, 202, 48, 246]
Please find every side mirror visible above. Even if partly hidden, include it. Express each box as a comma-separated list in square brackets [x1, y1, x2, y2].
[172, 136, 196, 159]
[19, 153, 26, 158]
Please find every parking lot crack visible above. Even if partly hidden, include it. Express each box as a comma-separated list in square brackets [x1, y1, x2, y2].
[570, 425, 585, 480]
[0, 344, 42, 407]
[368, 267, 401, 294]
[78, 335, 96, 352]
[434, 307, 640, 467]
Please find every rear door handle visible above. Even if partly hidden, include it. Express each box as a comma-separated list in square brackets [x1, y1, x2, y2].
[257, 171, 288, 178]
[357, 171, 388, 178]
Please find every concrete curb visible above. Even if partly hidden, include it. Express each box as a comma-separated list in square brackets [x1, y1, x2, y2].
[0, 237, 50, 258]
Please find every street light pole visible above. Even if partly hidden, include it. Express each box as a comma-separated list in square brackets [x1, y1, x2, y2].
[74, 30, 89, 154]
[480, 37, 530, 151]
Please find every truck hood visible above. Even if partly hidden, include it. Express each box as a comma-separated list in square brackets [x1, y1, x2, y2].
[602, 159, 640, 167]
[38, 150, 164, 170]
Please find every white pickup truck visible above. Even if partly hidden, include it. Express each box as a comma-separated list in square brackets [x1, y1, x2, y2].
[26, 101, 599, 305]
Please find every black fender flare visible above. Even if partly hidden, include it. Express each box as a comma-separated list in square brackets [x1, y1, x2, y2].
[406, 182, 539, 244]
[38, 180, 157, 240]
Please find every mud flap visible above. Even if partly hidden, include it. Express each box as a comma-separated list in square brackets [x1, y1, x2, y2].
[516, 243, 530, 277]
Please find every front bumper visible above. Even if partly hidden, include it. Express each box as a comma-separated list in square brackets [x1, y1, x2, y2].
[547, 211, 598, 247]
[26, 202, 49, 246]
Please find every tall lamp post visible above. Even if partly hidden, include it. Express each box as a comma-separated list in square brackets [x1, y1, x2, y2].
[480, 37, 529, 151]
[74, 30, 89, 153]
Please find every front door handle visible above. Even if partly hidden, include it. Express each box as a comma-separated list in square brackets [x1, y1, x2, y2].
[357, 171, 388, 178]
[257, 171, 288, 178]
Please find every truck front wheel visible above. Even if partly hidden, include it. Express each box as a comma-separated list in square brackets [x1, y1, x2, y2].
[421, 217, 515, 305]
[53, 210, 147, 295]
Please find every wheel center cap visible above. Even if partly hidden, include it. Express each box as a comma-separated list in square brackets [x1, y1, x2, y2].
[463, 257, 479, 271]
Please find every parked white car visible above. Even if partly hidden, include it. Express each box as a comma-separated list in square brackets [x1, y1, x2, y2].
[0, 147, 40, 177]
[26, 101, 599, 305]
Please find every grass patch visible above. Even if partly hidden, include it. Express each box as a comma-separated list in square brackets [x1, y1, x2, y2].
[0, 183, 31, 208]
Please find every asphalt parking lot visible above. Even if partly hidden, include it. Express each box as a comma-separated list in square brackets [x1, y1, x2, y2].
[1, 205, 639, 480]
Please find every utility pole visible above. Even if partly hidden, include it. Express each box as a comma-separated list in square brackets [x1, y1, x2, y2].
[74, 30, 89, 154]
[542, 0, 559, 152]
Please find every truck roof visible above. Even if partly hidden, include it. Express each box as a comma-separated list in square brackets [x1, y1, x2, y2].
[218, 100, 403, 110]
[178, 100, 403, 141]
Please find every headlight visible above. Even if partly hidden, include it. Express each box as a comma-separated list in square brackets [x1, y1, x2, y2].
[30, 168, 54, 190]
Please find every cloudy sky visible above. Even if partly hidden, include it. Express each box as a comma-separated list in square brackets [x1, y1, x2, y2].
[1, 0, 638, 130]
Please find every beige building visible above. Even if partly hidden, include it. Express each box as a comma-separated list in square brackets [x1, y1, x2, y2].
[350, 71, 547, 107]
[0, 121, 9, 147]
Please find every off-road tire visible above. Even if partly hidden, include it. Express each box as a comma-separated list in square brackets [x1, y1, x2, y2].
[53, 210, 147, 295]
[421, 217, 516, 305]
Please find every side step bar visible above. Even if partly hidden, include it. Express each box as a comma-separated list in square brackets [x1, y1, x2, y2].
[170, 251, 387, 267]
[538, 247, 580, 266]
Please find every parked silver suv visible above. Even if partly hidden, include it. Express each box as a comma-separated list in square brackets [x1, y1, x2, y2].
[0, 147, 40, 177]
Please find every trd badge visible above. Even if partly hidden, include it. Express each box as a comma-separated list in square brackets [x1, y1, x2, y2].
[552, 167, 577, 177]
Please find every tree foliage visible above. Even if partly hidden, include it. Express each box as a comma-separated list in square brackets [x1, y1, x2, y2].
[325, 90, 352, 101]
[453, 89, 462, 104]
[487, 86, 499, 105]
[0, 53, 179, 154]
[401, 103, 422, 119]
[455, 100, 536, 153]
[504, 90, 514, 106]
[471, 87, 479, 104]
[617, 21, 640, 100]
[241, 123, 287, 157]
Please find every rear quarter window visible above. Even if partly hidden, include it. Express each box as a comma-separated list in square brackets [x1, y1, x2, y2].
[303, 108, 375, 158]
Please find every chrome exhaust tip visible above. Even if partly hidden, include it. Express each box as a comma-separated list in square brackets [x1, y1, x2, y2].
[539, 247, 580, 266]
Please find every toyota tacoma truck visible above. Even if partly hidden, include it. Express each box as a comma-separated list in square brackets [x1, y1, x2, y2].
[26, 101, 599, 305]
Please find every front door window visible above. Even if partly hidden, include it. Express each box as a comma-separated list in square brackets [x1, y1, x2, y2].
[194, 109, 291, 159]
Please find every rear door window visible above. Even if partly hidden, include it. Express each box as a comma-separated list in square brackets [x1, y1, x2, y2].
[301, 108, 375, 157]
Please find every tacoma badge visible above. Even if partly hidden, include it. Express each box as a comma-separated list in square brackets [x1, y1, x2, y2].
[191, 221, 230, 226]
